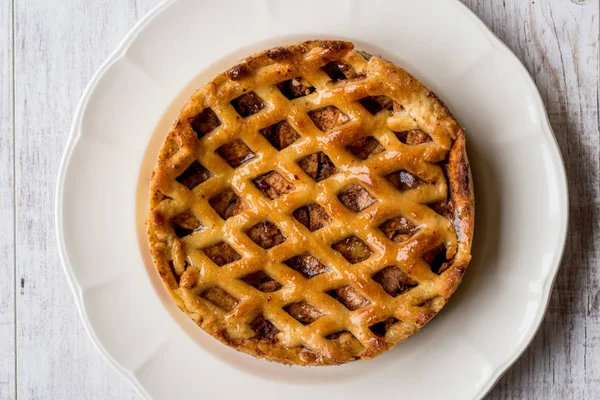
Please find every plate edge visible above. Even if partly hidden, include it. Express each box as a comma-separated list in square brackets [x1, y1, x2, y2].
[447, 1, 570, 399]
[54, 1, 177, 399]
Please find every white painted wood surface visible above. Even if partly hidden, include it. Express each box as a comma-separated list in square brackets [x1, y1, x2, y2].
[0, 0, 598, 399]
[0, 1, 15, 400]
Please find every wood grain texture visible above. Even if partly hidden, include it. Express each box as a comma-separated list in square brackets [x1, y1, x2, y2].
[0, 1, 15, 400]
[5, 0, 599, 399]
[459, 0, 600, 398]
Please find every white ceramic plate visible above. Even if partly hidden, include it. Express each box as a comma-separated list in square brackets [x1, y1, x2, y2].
[56, 0, 568, 399]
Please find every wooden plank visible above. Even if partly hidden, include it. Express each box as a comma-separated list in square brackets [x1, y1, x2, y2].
[0, 1, 15, 399]
[459, 0, 600, 399]
[13, 0, 158, 398]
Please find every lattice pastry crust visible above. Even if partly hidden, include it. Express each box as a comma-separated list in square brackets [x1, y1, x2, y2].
[147, 40, 474, 365]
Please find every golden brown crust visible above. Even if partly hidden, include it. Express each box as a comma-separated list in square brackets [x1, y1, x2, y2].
[147, 40, 474, 366]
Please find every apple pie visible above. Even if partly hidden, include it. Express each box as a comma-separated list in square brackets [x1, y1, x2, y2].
[147, 40, 474, 365]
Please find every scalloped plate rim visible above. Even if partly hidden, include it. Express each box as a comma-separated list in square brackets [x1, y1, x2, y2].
[55, 0, 569, 399]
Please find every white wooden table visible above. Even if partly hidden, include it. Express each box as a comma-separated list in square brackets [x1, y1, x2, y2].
[1, 1, 598, 399]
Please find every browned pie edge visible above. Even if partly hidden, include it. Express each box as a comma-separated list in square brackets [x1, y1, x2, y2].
[146, 40, 474, 366]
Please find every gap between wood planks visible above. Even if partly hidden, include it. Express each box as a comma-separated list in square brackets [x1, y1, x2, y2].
[12, 0, 17, 395]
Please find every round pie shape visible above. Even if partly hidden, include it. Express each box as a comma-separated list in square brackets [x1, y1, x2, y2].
[147, 40, 474, 366]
